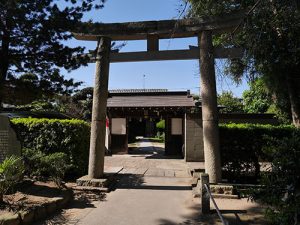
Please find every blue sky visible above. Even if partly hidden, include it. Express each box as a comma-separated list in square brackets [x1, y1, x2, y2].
[63, 0, 248, 97]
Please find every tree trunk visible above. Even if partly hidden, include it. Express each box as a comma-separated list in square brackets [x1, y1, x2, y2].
[0, 61, 9, 110]
[0, 74, 5, 110]
[0, 28, 10, 110]
[286, 72, 300, 128]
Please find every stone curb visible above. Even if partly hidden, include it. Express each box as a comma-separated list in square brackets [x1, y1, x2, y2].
[0, 189, 73, 225]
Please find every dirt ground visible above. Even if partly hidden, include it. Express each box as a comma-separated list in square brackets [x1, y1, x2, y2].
[33, 189, 107, 225]
[0, 181, 65, 214]
[0, 180, 100, 224]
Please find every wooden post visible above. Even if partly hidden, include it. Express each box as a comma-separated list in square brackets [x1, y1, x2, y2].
[201, 173, 210, 214]
[88, 36, 111, 178]
[147, 34, 159, 51]
[199, 31, 222, 183]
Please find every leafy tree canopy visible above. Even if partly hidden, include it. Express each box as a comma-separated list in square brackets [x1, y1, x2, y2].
[251, 133, 300, 225]
[156, 120, 165, 131]
[243, 78, 272, 114]
[0, 0, 105, 107]
[4, 70, 82, 106]
[70, 87, 94, 120]
[217, 91, 244, 113]
[187, 0, 300, 127]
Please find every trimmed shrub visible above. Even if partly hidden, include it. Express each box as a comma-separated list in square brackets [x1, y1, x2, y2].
[219, 123, 300, 183]
[11, 118, 90, 177]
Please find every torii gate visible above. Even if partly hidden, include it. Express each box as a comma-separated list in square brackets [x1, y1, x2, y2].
[73, 12, 243, 183]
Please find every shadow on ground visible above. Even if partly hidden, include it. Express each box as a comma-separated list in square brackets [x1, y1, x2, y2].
[129, 146, 182, 160]
[15, 181, 62, 198]
[128, 137, 183, 159]
[110, 174, 145, 190]
[157, 204, 267, 225]
[129, 146, 164, 155]
[34, 190, 106, 225]
[111, 174, 191, 191]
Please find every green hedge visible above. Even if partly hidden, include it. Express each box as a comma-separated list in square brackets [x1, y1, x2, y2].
[11, 118, 90, 177]
[219, 123, 300, 183]
[10, 118, 300, 183]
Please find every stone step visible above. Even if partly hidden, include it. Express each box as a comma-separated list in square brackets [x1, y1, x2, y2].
[191, 177, 199, 187]
[72, 186, 109, 193]
[210, 184, 235, 195]
[212, 193, 239, 199]
[192, 187, 239, 199]
[76, 175, 109, 187]
[192, 171, 204, 179]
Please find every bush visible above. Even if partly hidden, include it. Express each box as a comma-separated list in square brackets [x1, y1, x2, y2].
[22, 148, 70, 186]
[11, 118, 90, 177]
[42, 152, 70, 187]
[251, 133, 300, 225]
[0, 156, 24, 202]
[219, 123, 299, 183]
[22, 148, 45, 178]
[156, 120, 165, 131]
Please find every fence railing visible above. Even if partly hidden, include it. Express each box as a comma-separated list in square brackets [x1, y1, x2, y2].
[201, 173, 229, 225]
[204, 183, 229, 225]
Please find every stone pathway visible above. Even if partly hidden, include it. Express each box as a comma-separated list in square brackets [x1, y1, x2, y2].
[104, 138, 191, 178]
[36, 138, 267, 225]
[77, 176, 198, 225]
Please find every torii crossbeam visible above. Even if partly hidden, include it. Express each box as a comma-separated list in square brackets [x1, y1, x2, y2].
[72, 12, 244, 183]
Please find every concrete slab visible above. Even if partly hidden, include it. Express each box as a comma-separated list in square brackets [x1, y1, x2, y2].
[135, 168, 148, 175]
[175, 170, 190, 178]
[104, 166, 123, 174]
[164, 170, 175, 177]
[77, 176, 198, 225]
[119, 168, 137, 174]
[144, 168, 165, 177]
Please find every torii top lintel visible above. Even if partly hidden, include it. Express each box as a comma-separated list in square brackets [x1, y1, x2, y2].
[73, 12, 244, 41]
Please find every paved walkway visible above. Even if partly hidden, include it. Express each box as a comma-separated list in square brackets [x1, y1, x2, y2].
[78, 176, 199, 225]
[104, 138, 192, 178]
[36, 138, 266, 225]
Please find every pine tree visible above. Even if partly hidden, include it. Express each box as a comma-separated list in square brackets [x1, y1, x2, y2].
[0, 0, 105, 108]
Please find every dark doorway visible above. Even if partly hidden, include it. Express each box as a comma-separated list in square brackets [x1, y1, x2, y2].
[128, 118, 145, 143]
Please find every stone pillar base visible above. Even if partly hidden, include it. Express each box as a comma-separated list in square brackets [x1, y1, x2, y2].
[76, 175, 109, 187]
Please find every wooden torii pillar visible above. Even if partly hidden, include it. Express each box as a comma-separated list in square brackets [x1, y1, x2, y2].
[72, 12, 243, 182]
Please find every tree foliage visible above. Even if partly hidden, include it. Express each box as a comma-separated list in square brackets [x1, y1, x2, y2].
[251, 133, 300, 225]
[156, 120, 165, 131]
[187, 0, 300, 127]
[0, 156, 24, 202]
[4, 70, 82, 106]
[70, 87, 94, 120]
[0, 0, 105, 107]
[242, 78, 291, 123]
[22, 148, 70, 187]
[217, 91, 244, 113]
[243, 78, 272, 113]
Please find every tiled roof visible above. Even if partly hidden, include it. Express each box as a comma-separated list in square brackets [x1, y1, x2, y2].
[109, 89, 168, 93]
[107, 90, 195, 108]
